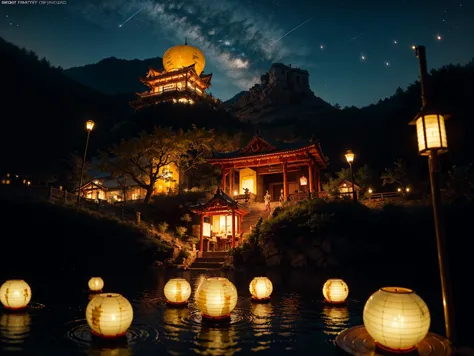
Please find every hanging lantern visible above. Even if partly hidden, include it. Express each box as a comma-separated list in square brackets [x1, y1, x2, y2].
[410, 108, 449, 155]
[164, 278, 192, 305]
[195, 277, 238, 320]
[86, 293, 133, 338]
[249, 277, 273, 301]
[363, 287, 430, 352]
[88, 277, 104, 292]
[322, 279, 349, 304]
[0, 280, 32, 310]
[299, 175, 308, 186]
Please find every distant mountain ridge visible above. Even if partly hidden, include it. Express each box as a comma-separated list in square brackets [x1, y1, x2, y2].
[64, 56, 164, 95]
[224, 63, 333, 122]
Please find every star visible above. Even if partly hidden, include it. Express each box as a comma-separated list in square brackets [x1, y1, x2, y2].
[436, 34, 442, 40]
[393, 40, 398, 44]
[385, 61, 390, 66]
[320, 44, 324, 50]
[361, 55, 366, 60]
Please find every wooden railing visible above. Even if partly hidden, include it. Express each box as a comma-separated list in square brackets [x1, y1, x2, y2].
[49, 186, 77, 204]
[367, 192, 402, 200]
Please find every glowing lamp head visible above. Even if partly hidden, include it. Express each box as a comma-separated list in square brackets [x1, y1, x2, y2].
[164, 278, 192, 305]
[363, 287, 430, 352]
[322, 279, 349, 304]
[368, 188, 373, 194]
[86, 120, 95, 131]
[0, 280, 31, 310]
[345, 150, 355, 164]
[86, 293, 133, 338]
[249, 277, 273, 301]
[195, 277, 238, 320]
[410, 108, 449, 155]
[88, 277, 104, 292]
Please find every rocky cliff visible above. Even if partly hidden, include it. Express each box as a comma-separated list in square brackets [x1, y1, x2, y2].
[225, 63, 333, 122]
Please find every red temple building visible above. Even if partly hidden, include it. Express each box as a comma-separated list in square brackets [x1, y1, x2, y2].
[130, 40, 216, 110]
[207, 135, 327, 202]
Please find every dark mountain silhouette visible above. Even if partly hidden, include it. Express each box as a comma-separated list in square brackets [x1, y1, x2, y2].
[0, 37, 132, 180]
[64, 56, 164, 95]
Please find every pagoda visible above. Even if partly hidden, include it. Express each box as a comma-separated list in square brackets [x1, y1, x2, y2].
[130, 40, 215, 110]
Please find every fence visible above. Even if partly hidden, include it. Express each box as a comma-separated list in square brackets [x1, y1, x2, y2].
[367, 192, 403, 200]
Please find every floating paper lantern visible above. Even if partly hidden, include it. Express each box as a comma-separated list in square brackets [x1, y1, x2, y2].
[363, 287, 430, 352]
[0, 280, 31, 310]
[195, 277, 238, 320]
[164, 278, 191, 305]
[86, 293, 133, 338]
[322, 279, 349, 304]
[249, 277, 273, 301]
[88, 277, 104, 292]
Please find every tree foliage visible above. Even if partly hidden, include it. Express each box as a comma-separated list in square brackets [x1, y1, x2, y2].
[380, 158, 410, 193]
[100, 126, 215, 203]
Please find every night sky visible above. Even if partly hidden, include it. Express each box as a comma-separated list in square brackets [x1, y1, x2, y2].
[1, 0, 473, 107]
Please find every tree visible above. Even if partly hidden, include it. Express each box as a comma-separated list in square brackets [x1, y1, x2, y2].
[323, 165, 373, 198]
[380, 158, 410, 193]
[100, 126, 215, 204]
[61, 153, 90, 191]
[445, 163, 474, 200]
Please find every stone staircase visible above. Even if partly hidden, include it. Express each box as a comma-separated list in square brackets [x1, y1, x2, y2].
[240, 201, 279, 235]
[189, 251, 227, 270]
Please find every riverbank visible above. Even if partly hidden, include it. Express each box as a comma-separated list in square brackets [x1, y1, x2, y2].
[0, 193, 174, 278]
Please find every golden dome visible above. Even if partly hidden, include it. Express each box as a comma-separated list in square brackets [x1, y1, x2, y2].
[163, 44, 206, 76]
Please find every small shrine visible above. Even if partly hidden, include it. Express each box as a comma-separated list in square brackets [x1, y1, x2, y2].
[191, 188, 250, 252]
[207, 134, 327, 202]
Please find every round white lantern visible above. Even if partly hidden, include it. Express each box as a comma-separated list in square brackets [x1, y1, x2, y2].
[322, 279, 349, 304]
[164, 278, 192, 305]
[249, 277, 273, 301]
[0, 280, 32, 310]
[195, 277, 238, 320]
[86, 293, 133, 338]
[88, 277, 104, 292]
[363, 287, 430, 352]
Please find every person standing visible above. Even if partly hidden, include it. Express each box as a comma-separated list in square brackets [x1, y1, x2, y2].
[264, 190, 271, 211]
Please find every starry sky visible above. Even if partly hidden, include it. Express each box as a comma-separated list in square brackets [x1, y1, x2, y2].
[1, 0, 473, 107]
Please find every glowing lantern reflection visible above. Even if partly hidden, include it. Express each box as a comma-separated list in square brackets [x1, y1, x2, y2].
[195, 277, 238, 320]
[0, 312, 31, 345]
[322, 279, 349, 304]
[164, 278, 191, 305]
[0, 280, 31, 310]
[86, 293, 133, 338]
[363, 287, 430, 352]
[88, 277, 104, 292]
[249, 277, 273, 301]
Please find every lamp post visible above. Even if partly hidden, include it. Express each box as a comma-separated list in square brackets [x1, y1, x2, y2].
[344, 150, 357, 203]
[409, 45, 455, 343]
[76, 120, 95, 208]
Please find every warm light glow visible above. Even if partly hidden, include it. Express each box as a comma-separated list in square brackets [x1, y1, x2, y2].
[86, 293, 133, 338]
[88, 277, 104, 292]
[363, 287, 430, 352]
[0, 280, 31, 310]
[398, 188, 402, 192]
[234, 191, 238, 196]
[415, 113, 448, 155]
[368, 188, 373, 194]
[406, 187, 410, 192]
[249, 277, 273, 300]
[163, 44, 206, 76]
[412, 45, 416, 50]
[195, 277, 238, 319]
[299, 176, 308, 186]
[322, 305, 350, 336]
[0, 312, 31, 342]
[322, 279, 349, 304]
[164, 278, 192, 305]
[345, 150, 355, 164]
[86, 120, 95, 131]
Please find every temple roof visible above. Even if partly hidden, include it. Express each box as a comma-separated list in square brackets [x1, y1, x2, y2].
[190, 187, 250, 216]
[210, 135, 326, 162]
[140, 63, 212, 84]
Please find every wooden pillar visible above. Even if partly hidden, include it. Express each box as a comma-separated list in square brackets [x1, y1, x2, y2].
[199, 215, 204, 252]
[229, 169, 234, 196]
[316, 169, 321, 193]
[222, 170, 227, 192]
[231, 209, 236, 248]
[238, 215, 242, 234]
[308, 163, 314, 193]
[283, 162, 288, 200]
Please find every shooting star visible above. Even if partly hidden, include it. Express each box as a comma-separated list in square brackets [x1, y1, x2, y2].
[271, 17, 313, 45]
[118, 7, 144, 28]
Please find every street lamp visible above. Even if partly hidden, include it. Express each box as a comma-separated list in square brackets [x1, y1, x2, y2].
[77, 120, 95, 207]
[409, 45, 455, 343]
[344, 150, 357, 203]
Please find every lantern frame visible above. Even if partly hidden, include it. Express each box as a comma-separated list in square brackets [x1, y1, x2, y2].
[345, 150, 354, 164]
[88, 277, 104, 293]
[322, 279, 349, 304]
[0, 280, 32, 310]
[409, 106, 450, 156]
[86, 120, 95, 131]
[195, 277, 238, 321]
[249, 277, 273, 302]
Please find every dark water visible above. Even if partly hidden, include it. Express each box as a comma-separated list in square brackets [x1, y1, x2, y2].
[0, 268, 447, 355]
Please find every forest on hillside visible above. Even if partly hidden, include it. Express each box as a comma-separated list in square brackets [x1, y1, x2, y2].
[1, 35, 473, 190]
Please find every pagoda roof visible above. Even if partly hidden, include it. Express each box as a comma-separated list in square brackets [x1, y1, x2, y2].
[208, 135, 327, 168]
[139, 63, 213, 83]
[190, 188, 250, 216]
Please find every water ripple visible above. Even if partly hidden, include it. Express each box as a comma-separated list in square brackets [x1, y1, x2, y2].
[0, 311, 31, 353]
